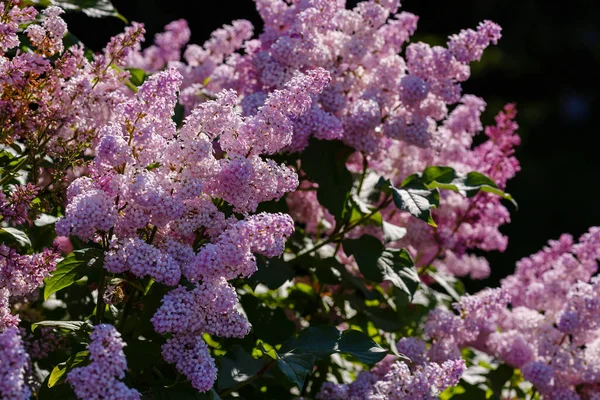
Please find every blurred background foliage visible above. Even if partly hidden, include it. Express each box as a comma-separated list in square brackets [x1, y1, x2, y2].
[64, 0, 600, 291]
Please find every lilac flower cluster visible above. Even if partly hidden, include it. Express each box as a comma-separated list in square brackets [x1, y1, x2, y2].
[131, 1, 516, 282]
[163, 0, 499, 154]
[56, 64, 322, 390]
[317, 337, 465, 400]
[428, 228, 600, 398]
[0, 246, 60, 330]
[0, 183, 38, 224]
[0, 327, 31, 400]
[372, 104, 520, 279]
[67, 324, 140, 400]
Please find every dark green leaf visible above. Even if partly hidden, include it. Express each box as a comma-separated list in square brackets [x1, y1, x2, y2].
[44, 248, 104, 300]
[218, 346, 265, 390]
[429, 270, 463, 301]
[241, 295, 296, 344]
[343, 235, 419, 298]
[300, 139, 353, 221]
[32, 320, 92, 332]
[337, 330, 389, 365]
[487, 364, 515, 397]
[276, 350, 315, 391]
[382, 221, 407, 243]
[392, 187, 439, 227]
[54, 0, 127, 22]
[249, 256, 294, 290]
[418, 166, 516, 207]
[284, 326, 388, 365]
[126, 68, 146, 86]
[152, 386, 220, 399]
[47, 351, 89, 388]
[0, 227, 31, 247]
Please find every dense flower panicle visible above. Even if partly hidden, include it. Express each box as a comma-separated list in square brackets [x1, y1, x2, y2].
[52, 65, 298, 393]
[0, 327, 31, 400]
[67, 324, 140, 400]
[0, 245, 60, 298]
[0, 183, 38, 224]
[162, 335, 218, 393]
[428, 228, 600, 398]
[0, 289, 19, 331]
[55, 187, 118, 241]
[173, 0, 501, 156]
[25, 6, 67, 56]
[128, 19, 191, 72]
[104, 237, 181, 285]
[0, 1, 37, 52]
[317, 337, 465, 400]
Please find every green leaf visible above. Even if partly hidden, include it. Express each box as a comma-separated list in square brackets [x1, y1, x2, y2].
[47, 351, 89, 388]
[53, 0, 127, 22]
[276, 350, 315, 391]
[0, 227, 31, 247]
[249, 256, 294, 290]
[487, 364, 515, 397]
[337, 330, 389, 365]
[343, 235, 419, 298]
[241, 295, 296, 344]
[392, 187, 439, 227]
[300, 139, 354, 221]
[429, 270, 464, 301]
[418, 166, 517, 207]
[284, 326, 388, 365]
[218, 346, 265, 390]
[32, 320, 92, 332]
[126, 68, 146, 86]
[382, 221, 407, 243]
[44, 248, 104, 300]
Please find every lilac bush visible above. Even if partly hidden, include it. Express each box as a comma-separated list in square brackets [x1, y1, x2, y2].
[0, 0, 598, 399]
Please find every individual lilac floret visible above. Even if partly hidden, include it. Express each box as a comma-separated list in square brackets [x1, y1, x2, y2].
[66, 324, 140, 400]
[0, 327, 31, 400]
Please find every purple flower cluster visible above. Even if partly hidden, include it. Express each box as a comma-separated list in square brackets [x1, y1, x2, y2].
[317, 337, 465, 400]
[0, 327, 31, 400]
[67, 324, 140, 400]
[55, 64, 310, 390]
[159, 0, 499, 154]
[428, 228, 600, 398]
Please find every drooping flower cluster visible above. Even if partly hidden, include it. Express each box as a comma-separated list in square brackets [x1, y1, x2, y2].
[317, 337, 465, 400]
[428, 228, 600, 399]
[0, 327, 31, 400]
[66, 324, 140, 400]
[56, 65, 326, 391]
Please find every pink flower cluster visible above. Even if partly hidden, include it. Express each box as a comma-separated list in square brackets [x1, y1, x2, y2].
[428, 228, 600, 398]
[0, 246, 60, 330]
[67, 324, 140, 400]
[130, 0, 516, 282]
[56, 64, 322, 390]
[160, 0, 500, 154]
[317, 337, 465, 400]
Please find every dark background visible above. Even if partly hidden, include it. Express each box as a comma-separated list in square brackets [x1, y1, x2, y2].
[64, 0, 600, 289]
